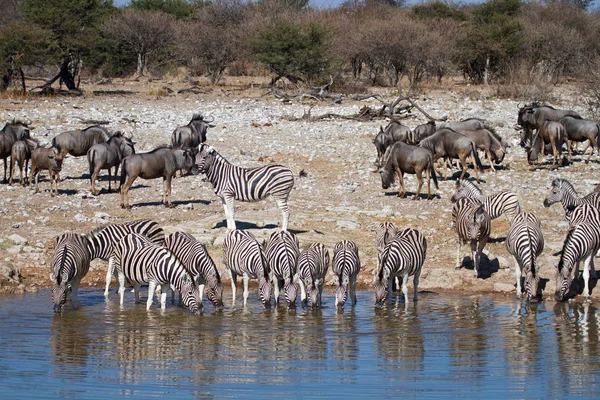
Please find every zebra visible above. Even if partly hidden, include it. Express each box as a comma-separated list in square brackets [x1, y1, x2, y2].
[451, 179, 521, 221]
[265, 230, 300, 308]
[332, 240, 361, 308]
[85, 219, 165, 296]
[374, 228, 426, 307]
[111, 232, 202, 314]
[555, 204, 600, 302]
[50, 233, 92, 312]
[453, 197, 491, 278]
[296, 243, 330, 308]
[367, 221, 401, 290]
[505, 212, 545, 302]
[223, 229, 272, 308]
[194, 144, 294, 231]
[543, 178, 600, 220]
[164, 231, 224, 309]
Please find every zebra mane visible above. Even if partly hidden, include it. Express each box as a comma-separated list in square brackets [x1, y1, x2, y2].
[458, 179, 482, 195]
[87, 226, 107, 241]
[553, 178, 576, 194]
[557, 228, 577, 275]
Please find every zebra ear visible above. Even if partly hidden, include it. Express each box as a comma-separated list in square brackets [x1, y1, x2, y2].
[50, 272, 56, 282]
[366, 222, 380, 232]
[474, 207, 486, 223]
[342, 275, 349, 286]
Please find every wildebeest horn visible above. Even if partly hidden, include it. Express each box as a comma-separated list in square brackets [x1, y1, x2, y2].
[205, 115, 215, 123]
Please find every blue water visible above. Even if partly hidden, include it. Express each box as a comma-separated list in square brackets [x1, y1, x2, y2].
[0, 290, 599, 398]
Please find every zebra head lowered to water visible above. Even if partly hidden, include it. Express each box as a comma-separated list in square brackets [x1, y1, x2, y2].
[332, 240, 361, 308]
[296, 243, 330, 308]
[265, 230, 300, 308]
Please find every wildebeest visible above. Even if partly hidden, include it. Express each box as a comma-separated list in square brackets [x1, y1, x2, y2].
[0, 120, 30, 183]
[52, 125, 110, 159]
[87, 131, 136, 195]
[379, 141, 438, 200]
[419, 128, 484, 182]
[9, 138, 38, 186]
[437, 118, 486, 131]
[526, 121, 569, 167]
[517, 103, 580, 147]
[373, 121, 411, 167]
[171, 113, 215, 149]
[30, 146, 63, 195]
[410, 120, 436, 145]
[559, 116, 600, 164]
[120, 146, 196, 209]
[456, 129, 506, 170]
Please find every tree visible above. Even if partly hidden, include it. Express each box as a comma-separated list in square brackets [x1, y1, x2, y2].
[412, 1, 466, 21]
[103, 9, 175, 76]
[0, 0, 21, 28]
[130, 0, 206, 18]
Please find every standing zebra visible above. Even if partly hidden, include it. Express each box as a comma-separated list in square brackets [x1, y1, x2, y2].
[265, 230, 300, 308]
[194, 144, 294, 231]
[452, 198, 491, 278]
[451, 179, 521, 221]
[164, 232, 224, 309]
[332, 240, 361, 308]
[50, 233, 92, 312]
[86, 219, 165, 296]
[555, 204, 600, 302]
[223, 229, 272, 308]
[111, 233, 201, 314]
[367, 222, 399, 269]
[374, 228, 426, 307]
[296, 243, 330, 308]
[543, 178, 600, 220]
[505, 212, 545, 302]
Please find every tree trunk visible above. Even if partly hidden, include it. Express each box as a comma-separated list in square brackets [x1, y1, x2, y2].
[137, 53, 144, 77]
[59, 56, 76, 90]
[483, 56, 490, 85]
[19, 67, 25, 94]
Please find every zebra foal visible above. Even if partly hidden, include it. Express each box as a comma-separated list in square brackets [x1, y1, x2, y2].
[543, 178, 600, 220]
[374, 228, 426, 307]
[296, 243, 330, 308]
[453, 198, 491, 278]
[165, 231, 224, 309]
[505, 212, 544, 301]
[451, 179, 521, 222]
[265, 230, 300, 308]
[50, 233, 92, 312]
[194, 144, 294, 231]
[332, 240, 361, 308]
[111, 233, 202, 314]
[223, 229, 272, 308]
[555, 204, 600, 302]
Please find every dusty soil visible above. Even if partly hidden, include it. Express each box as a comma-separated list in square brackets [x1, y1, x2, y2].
[1, 76, 598, 302]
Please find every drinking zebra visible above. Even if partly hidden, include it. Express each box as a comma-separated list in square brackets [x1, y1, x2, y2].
[164, 231, 224, 309]
[453, 198, 491, 278]
[374, 228, 426, 306]
[194, 144, 294, 231]
[543, 178, 600, 220]
[111, 233, 202, 314]
[296, 243, 330, 308]
[451, 179, 521, 221]
[332, 240, 361, 308]
[505, 212, 545, 301]
[367, 221, 401, 290]
[555, 204, 600, 302]
[50, 233, 92, 312]
[223, 229, 272, 308]
[265, 230, 300, 308]
[86, 219, 165, 296]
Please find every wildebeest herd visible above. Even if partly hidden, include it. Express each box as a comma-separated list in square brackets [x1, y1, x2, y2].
[2, 102, 599, 314]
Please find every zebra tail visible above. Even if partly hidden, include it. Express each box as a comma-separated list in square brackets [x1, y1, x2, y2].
[471, 142, 484, 170]
[526, 227, 536, 278]
[56, 245, 68, 285]
[120, 158, 127, 187]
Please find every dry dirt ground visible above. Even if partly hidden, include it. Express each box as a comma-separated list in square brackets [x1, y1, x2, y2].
[0, 76, 598, 303]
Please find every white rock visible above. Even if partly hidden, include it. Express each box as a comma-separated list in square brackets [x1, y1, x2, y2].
[74, 213, 89, 223]
[8, 234, 27, 246]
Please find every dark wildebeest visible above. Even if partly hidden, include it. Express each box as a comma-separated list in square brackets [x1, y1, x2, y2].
[87, 131, 136, 195]
[526, 121, 569, 167]
[437, 118, 486, 131]
[372, 121, 411, 167]
[559, 116, 600, 164]
[456, 129, 507, 171]
[517, 103, 580, 147]
[30, 146, 63, 195]
[171, 113, 215, 149]
[9, 138, 38, 186]
[379, 141, 439, 199]
[419, 128, 484, 182]
[52, 125, 110, 159]
[410, 120, 436, 145]
[120, 147, 196, 209]
[0, 120, 30, 183]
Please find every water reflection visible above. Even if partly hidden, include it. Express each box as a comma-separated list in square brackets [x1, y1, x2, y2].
[502, 301, 543, 379]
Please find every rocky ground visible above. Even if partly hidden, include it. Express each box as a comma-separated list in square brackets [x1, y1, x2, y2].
[0, 76, 598, 302]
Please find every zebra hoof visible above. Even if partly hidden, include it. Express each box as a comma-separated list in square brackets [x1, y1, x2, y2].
[473, 274, 479, 279]
[454, 266, 462, 270]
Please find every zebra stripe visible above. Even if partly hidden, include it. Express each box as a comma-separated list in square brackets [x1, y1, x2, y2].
[451, 179, 521, 221]
[452, 197, 491, 278]
[223, 229, 272, 308]
[505, 212, 544, 301]
[50, 233, 92, 312]
[555, 204, 600, 302]
[374, 228, 426, 306]
[367, 222, 399, 267]
[195, 144, 294, 231]
[164, 231, 223, 309]
[332, 240, 361, 308]
[86, 219, 165, 296]
[543, 178, 600, 220]
[111, 233, 201, 314]
[265, 230, 300, 307]
[297, 243, 330, 308]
